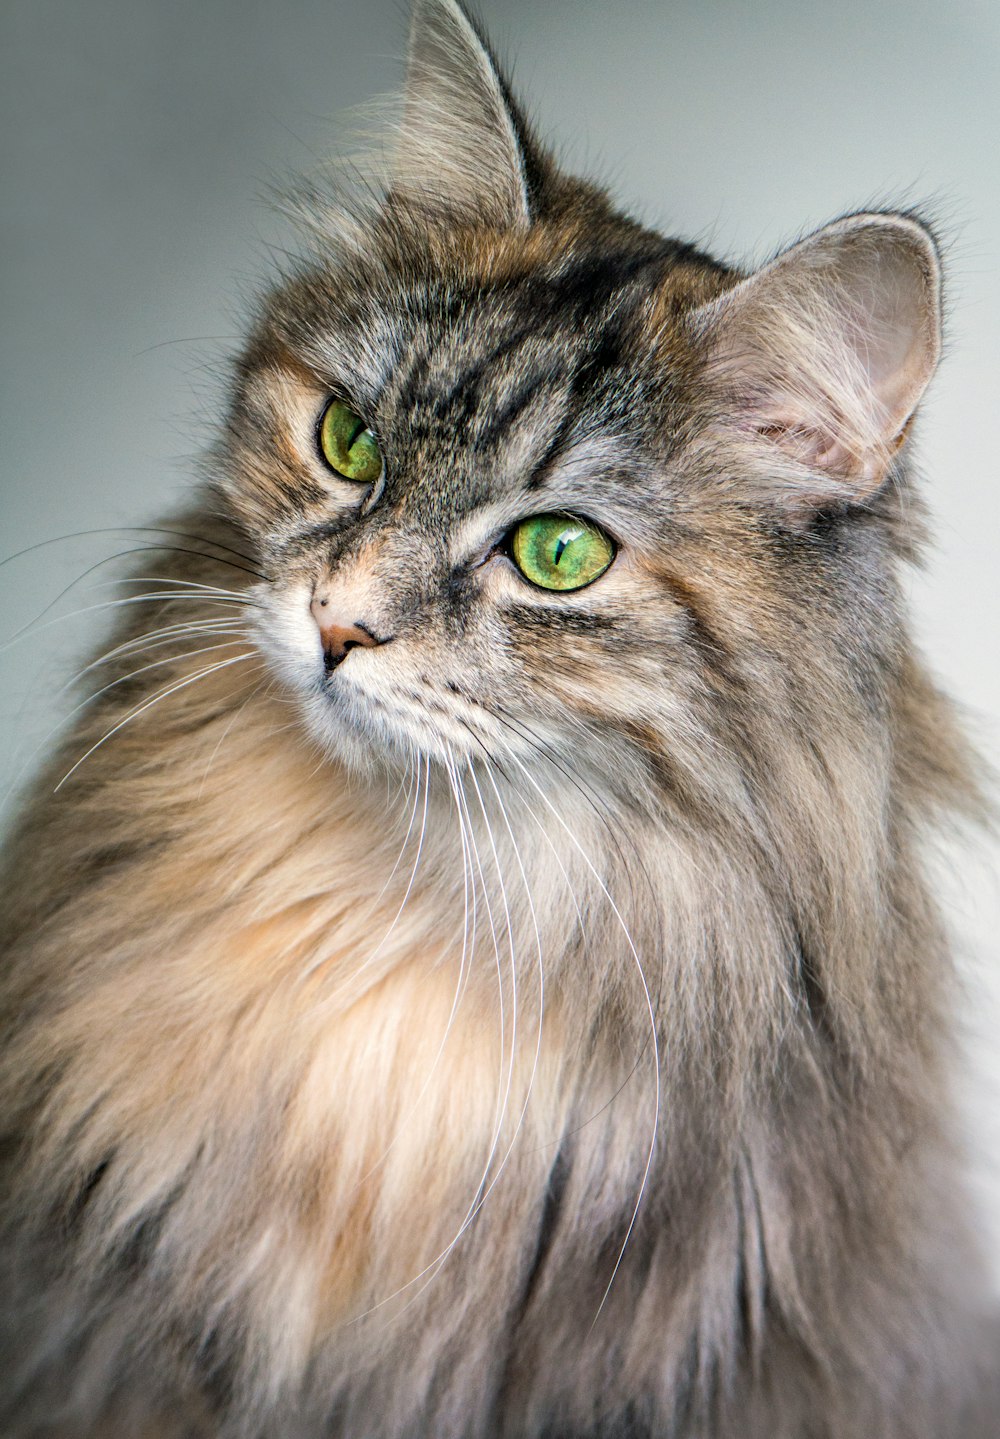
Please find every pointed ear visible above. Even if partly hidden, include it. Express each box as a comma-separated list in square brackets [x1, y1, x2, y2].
[393, 0, 537, 227]
[692, 213, 942, 504]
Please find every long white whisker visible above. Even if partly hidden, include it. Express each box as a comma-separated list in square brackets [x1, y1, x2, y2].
[353, 757, 512, 1326]
[0, 526, 263, 575]
[78, 579, 250, 605]
[3, 636, 251, 811]
[196, 673, 272, 800]
[486, 718, 668, 1138]
[364, 752, 427, 914]
[493, 704, 662, 915]
[72, 620, 246, 685]
[460, 757, 542, 1201]
[454, 759, 514, 1202]
[1, 592, 253, 656]
[1, 540, 261, 650]
[303, 752, 431, 989]
[487, 747, 588, 953]
[343, 751, 476, 1203]
[490, 742, 646, 1148]
[53, 652, 258, 792]
[78, 639, 249, 708]
[498, 743, 661, 1329]
[479, 735, 648, 1147]
[449, 752, 479, 1013]
[111, 575, 252, 599]
[447, 749, 476, 1022]
[383, 748, 413, 812]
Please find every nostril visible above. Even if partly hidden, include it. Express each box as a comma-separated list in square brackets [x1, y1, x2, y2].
[309, 593, 333, 625]
[310, 603, 391, 674]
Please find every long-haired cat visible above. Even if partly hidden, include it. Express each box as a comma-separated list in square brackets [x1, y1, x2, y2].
[0, 1, 995, 1435]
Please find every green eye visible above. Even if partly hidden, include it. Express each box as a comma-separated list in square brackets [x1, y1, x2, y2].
[318, 399, 383, 483]
[510, 514, 615, 592]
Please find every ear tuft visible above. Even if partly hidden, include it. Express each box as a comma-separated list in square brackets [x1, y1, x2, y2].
[693, 213, 942, 504]
[394, 0, 533, 227]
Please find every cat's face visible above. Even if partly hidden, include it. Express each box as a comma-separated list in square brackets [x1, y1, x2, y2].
[230, 223, 739, 786]
[218, 0, 940, 803]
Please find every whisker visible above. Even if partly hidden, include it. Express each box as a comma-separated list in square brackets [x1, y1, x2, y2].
[353, 757, 513, 1327]
[449, 752, 479, 1013]
[342, 751, 476, 1203]
[490, 704, 669, 1021]
[1, 540, 266, 650]
[460, 757, 538, 1200]
[446, 747, 478, 1017]
[113, 575, 254, 598]
[302, 752, 431, 989]
[72, 620, 246, 683]
[196, 673, 272, 800]
[488, 737, 651, 1147]
[0, 526, 263, 575]
[470, 736, 653, 1151]
[53, 651, 259, 792]
[359, 752, 427, 919]
[134, 335, 242, 355]
[0, 592, 256, 656]
[494, 705, 615, 822]
[65, 621, 246, 688]
[453, 759, 515, 1206]
[493, 704, 643, 885]
[4, 634, 252, 819]
[382, 749, 417, 826]
[498, 743, 662, 1329]
[477, 753, 546, 1179]
[73, 637, 251, 736]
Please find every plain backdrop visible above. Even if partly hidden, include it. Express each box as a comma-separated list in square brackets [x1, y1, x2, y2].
[2, 0, 999, 1286]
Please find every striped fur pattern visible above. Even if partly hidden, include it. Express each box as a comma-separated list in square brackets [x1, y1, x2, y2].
[0, 2, 994, 1434]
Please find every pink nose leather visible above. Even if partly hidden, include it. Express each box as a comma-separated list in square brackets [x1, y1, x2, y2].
[310, 597, 381, 673]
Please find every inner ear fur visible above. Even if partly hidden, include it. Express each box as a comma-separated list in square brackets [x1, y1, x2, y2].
[393, 0, 543, 228]
[691, 212, 942, 503]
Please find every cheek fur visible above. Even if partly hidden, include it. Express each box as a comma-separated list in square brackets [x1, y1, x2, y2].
[254, 580, 323, 692]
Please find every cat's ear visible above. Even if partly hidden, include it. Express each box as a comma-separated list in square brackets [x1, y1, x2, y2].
[691, 213, 942, 505]
[394, 0, 539, 227]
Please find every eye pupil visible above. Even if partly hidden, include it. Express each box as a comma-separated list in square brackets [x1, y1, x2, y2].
[318, 399, 383, 484]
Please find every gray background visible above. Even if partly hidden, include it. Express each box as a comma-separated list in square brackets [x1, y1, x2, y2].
[3, 0, 999, 1285]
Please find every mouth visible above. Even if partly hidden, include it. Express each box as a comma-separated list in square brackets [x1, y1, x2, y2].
[314, 666, 500, 770]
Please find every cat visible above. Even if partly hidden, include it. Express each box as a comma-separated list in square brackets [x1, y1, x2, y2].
[0, 0, 996, 1435]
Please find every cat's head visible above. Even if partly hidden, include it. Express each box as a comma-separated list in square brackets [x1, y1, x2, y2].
[225, 0, 941, 814]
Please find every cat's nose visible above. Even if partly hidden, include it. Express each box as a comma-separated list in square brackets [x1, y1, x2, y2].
[310, 595, 386, 674]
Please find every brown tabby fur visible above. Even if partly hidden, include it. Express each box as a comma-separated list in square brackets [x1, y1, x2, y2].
[0, 2, 995, 1435]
